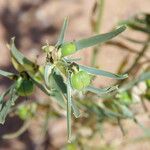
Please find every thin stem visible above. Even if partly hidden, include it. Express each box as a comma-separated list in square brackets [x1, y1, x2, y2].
[141, 96, 148, 112]
[116, 35, 150, 86]
[91, 0, 105, 67]
[117, 118, 126, 136]
[95, 0, 104, 33]
[125, 36, 150, 74]
[106, 41, 150, 60]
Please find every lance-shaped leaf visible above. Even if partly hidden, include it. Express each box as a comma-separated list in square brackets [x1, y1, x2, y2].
[0, 69, 17, 80]
[49, 71, 67, 109]
[0, 84, 19, 124]
[66, 75, 72, 142]
[0, 86, 12, 111]
[120, 105, 134, 118]
[71, 99, 80, 118]
[79, 65, 128, 79]
[114, 101, 134, 118]
[52, 70, 67, 94]
[52, 68, 80, 117]
[84, 102, 122, 119]
[65, 26, 126, 52]
[120, 71, 150, 92]
[85, 85, 118, 95]
[56, 17, 68, 47]
[100, 106, 123, 118]
[51, 90, 67, 109]
[10, 38, 39, 73]
[44, 63, 54, 88]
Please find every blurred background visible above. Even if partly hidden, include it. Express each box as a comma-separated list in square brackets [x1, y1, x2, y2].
[0, 0, 150, 150]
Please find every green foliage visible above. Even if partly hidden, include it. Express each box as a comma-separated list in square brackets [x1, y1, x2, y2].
[71, 26, 126, 51]
[0, 83, 19, 124]
[0, 14, 150, 144]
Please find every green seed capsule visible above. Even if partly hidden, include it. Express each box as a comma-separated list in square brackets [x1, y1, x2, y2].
[60, 42, 76, 57]
[71, 71, 91, 90]
[17, 105, 29, 120]
[146, 79, 150, 88]
[16, 77, 35, 96]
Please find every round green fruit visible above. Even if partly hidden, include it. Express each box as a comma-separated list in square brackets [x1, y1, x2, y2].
[16, 77, 35, 96]
[146, 79, 150, 88]
[71, 71, 91, 90]
[17, 105, 29, 120]
[60, 43, 76, 57]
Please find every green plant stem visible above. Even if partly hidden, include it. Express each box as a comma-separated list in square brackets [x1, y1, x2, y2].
[141, 96, 148, 112]
[95, 0, 104, 33]
[117, 118, 126, 136]
[92, 47, 100, 67]
[91, 0, 105, 67]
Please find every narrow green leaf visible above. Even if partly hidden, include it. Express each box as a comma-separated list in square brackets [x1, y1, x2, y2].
[10, 38, 38, 73]
[74, 26, 126, 51]
[85, 85, 118, 95]
[102, 107, 123, 118]
[51, 69, 79, 117]
[71, 100, 80, 118]
[66, 75, 72, 142]
[114, 101, 134, 118]
[0, 84, 19, 124]
[0, 86, 12, 111]
[50, 90, 66, 109]
[120, 105, 134, 118]
[0, 69, 16, 79]
[52, 70, 67, 94]
[96, 104, 123, 118]
[49, 71, 67, 109]
[56, 17, 68, 47]
[79, 65, 128, 79]
[44, 63, 54, 88]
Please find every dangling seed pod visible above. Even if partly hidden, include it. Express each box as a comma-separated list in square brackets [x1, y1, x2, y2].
[16, 77, 35, 96]
[71, 71, 91, 90]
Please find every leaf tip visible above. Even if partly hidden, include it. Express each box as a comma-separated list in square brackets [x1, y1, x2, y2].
[73, 112, 80, 118]
[123, 74, 128, 79]
[11, 37, 16, 42]
[0, 120, 5, 125]
[116, 25, 127, 32]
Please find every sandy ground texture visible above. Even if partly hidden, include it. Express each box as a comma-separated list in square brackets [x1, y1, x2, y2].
[0, 0, 150, 150]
